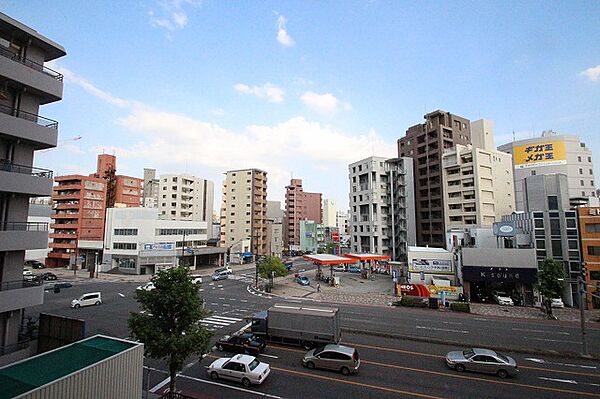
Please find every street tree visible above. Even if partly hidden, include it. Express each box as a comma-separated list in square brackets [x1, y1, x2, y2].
[258, 255, 287, 279]
[535, 258, 565, 318]
[128, 267, 212, 394]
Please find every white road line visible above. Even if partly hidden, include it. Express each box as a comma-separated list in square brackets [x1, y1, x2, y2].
[178, 374, 282, 398]
[201, 318, 232, 326]
[222, 304, 230, 307]
[258, 353, 279, 359]
[211, 315, 243, 322]
[149, 376, 171, 393]
[524, 337, 581, 344]
[526, 358, 597, 369]
[210, 302, 218, 306]
[474, 318, 488, 321]
[512, 328, 570, 335]
[240, 299, 248, 303]
[538, 377, 577, 384]
[415, 326, 469, 334]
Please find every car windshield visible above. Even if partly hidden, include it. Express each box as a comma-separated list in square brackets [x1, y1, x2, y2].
[496, 352, 510, 363]
[313, 345, 326, 356]
[248, 359, 260, 371]
[462, 349, 475, 358]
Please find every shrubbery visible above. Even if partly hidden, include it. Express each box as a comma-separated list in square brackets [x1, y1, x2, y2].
[450, 302, 470, 313]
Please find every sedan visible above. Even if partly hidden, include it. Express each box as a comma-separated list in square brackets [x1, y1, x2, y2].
[446, 348, 518, 378]
[296, 276, 310, 286]
[333, 265, 346, 272]
[216, 333, 266, 356]
[136, 282, 155, 291]
[492, 292, 514, 306]
[207, 354, 270, 387]
[40, 272, 57, 281]
[347, 266, 361, 273]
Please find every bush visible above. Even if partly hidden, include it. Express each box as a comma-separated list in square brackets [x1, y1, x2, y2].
[398, 296, 427, 308]
[450, 302, 470, 313]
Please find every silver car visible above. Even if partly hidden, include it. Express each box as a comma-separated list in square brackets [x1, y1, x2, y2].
[302, 344, 360, 375]
[446, 348, 518, 378]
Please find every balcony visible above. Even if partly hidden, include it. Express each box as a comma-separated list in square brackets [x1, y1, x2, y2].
[0, 45, 63, 103]
[50, 212, 80, 219]
[0, 159, 53, 196]
[49, 232, 77, 239]
[0, 279, 44, 314]
[49, 242, 76, 249]
[53, 202, 80, 210]
[0, 222, 48, 251]
[47, 252, 71, 260]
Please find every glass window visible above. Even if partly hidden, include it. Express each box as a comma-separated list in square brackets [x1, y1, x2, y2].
[534, 219, 544, 228]
[551, 240, 563, 257]
[548, 196, 558, 210]
[566, 219, 576, 229]
[550, 219, 561, 236]
[568, 240, 578, 249]
[536, 240, 546, 249]
[586, 224, 600, 233]
[533, 212, 544, 218]
[587, 246, 600, 256]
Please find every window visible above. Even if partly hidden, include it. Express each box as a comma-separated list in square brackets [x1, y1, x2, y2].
[580, 168, 583, 175]
[566, 219, 576, 229]
[548, 196, 558, 210]
[536, 240, 546, 249]
[581, 180, 585, 186]
[113, 242, 137, 250]
[589, 156, 592, 162]
[534, 219, 544, 228]
[156, 228, 206, 235]
[578, 156, 582, 162]
[568, 240, 579, 249]
[114, 228, 138, 236]
[118, 258, 135, 269]
[551, 240, 563, 257]
[586, 223, 600, 233]
[550, 219, 561, 236]
[588, 246, 600, 256]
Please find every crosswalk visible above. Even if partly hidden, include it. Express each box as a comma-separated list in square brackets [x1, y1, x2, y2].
[230, 273, 256, 284]
[199, 315, 244, 331]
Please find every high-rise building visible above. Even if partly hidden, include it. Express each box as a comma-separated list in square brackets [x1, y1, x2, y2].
[158, 174, 214, 226]
[220, 169, 267, 258]
[348, 156, 416, 260]
[398, 110, 472, 247]
[266, 201, 283, 257]
[498, 130, 596, 210]
[0, 11, 66, 364]
[322, 198, 337, 227]
[335, 211, 349, 235]
[283, 179, 322, 249]
[142, 168, 159, 208]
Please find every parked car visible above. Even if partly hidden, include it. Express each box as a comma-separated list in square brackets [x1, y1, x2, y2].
[296, 276, 310, 286]
[285, 261, 294, 271]
[190, 274, 203, 284]
[212, 270, 230, 281]
[302, 344, 360, 375]
[347, 265, 361, 273]
[215, 266, 233, 275]
[53, 282, 72, 289]
[22, 270, 36, 282]
[136, 282, 155, 291]
[538, 298, 565, 308]
[40, 272, 57, 281]
[207, 354, 271, 387]
[216, 332, 266, 356]
[333, 265, 346, 272]
[24, 260, 45, 269]
[71, 292, 102, 308]
[492, 291, 514, 306]
[445, 348, 518, 378]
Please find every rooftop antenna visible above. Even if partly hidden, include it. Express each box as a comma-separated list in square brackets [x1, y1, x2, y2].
[512, 130, 515, 142]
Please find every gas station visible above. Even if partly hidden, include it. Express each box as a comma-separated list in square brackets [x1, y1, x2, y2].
[345, 253, 391, 279]
[302, 254, 357, 286]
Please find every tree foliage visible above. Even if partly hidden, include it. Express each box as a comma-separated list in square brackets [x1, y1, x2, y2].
[258, 256, 287, 279]
[535, 258, 565, 317]
[128, 267, 212, 394]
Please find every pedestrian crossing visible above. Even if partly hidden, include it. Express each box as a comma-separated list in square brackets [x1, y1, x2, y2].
[199, 315, 244, 331]
[230, 273, 256, 284]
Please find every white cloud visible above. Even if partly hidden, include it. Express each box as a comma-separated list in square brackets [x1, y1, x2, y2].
[276, 15, 295, 47]
[581, 64, 600, 82]
[234, 83, 284, 103]
[210, 108, 225, 117]
[149, 0, 201, 35]
[300, 91, 350, 114]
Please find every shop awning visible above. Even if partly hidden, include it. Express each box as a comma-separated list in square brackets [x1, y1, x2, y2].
[303, 254, 357, 265]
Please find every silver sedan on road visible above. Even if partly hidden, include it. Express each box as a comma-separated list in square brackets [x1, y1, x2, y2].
[446, 348, 519, 378]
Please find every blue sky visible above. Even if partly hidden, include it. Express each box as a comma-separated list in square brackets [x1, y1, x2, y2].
[4, 1, 600, 212]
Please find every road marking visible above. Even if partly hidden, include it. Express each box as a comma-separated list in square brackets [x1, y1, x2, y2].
[415, 326, 469, 334]
[474, 318, 488, 321]
[149, 376, 171, 393]
[524, 337, 581, 344]
[539, 377, 577, 384]
[176, 374, 282, 398]
[118, 293, 125, 297]
[200, 318, 232, 326]
[258, 353, 279, 359]
[222, 304, 230, 307]
[240, 299, 248, 303]
[526, 358, 597, 369]
[210, 302, 218, 306]
[211, 315, 243, 322]
[219, 297, 226, 300]
[512, 328, 570, 335]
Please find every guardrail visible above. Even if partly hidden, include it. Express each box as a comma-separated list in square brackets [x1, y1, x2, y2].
[0, 103, 59, 129]
[0, 278, 43, 292]
[0, 45, 63, 81]
[0, 221, 48, 232]
[0, 159, 53, 178]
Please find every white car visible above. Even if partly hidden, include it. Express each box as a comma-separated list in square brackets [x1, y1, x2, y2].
[550, 298, 565, 308]
[207, 354, 270, 387]
[71, 292, 102, 308]
[492, 292, 514, 306]
[333, 265, 346, 272]
[190, 275, 203, 284]
[215, 266, 233, 275]
[136, 282, 155, 291]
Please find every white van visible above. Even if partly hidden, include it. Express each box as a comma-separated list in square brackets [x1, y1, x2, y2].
[71, 292, 102, 308]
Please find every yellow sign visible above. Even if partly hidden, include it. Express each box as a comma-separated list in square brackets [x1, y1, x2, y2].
[513, 140, 566, 169]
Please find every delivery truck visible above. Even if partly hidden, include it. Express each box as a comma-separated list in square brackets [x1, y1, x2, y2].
[251, 304, 341, 349]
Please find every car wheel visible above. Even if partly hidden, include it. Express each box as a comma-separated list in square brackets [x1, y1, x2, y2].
[455, 364, 465, 372]
[74, 304, 80, 309]
[497, 369, 508, 379]
[210, 371, 219, 381]
[341, 366, 350, 376]
[95, 301, 101, 306]
[242, 378, 251, 387]
[216, 344, 224, 351]
[306, 361, 315, 370]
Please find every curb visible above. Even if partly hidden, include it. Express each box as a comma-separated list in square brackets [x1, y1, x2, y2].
[342, 328, 600, 360]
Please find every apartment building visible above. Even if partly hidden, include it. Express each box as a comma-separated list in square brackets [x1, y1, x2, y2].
[336, 211, 349, 235]
[220, 169, 268, 258]
[348, 156, 416, 260]
[142, 168, 159, 208]
[283, 179, 322, 249]
[266, 201, 283, 257]
[0, 12, 65, 365]
[322, 198, 337, 227]
[577, 206, 600, 309]
[94, 154, 142, 208]
[398, 110, 472, 247]
[158, 174, 214, 226]
[498, 131, 596, 210]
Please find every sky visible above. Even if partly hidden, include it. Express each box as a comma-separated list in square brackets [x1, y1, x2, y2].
[4, 1, 600, 213]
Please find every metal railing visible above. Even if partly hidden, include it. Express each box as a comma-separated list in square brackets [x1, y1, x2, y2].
[0, 103, 59, 129]
[0, 45, 63, 81]
[0, 159, 53, 178]
[0, 221, 48, 232]
[0, 278, 43, 292]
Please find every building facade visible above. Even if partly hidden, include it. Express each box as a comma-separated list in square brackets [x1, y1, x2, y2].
[498, 131, 596, 210]
[577, 206, 600, 309]
[94, 154, 142, 208]
[335, 211, 349, 235]
[348, 156, 416, 260]
[0, 12, 65, 365]
[322, 198, 337, 227]
[398, 110, 472, 247]
[142, 168, 159, 208]
[283, 178, 322, 249]
[158, 173, 214, 226]
[24, 203, 52, 262]
[220, 169, 268, 258]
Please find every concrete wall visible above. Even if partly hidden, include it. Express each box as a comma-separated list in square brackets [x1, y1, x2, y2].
[461, 247, 537, 268]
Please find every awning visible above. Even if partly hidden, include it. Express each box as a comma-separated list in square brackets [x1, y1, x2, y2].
[242, 252, 254, 258]
[346, 253, 391, 261]
[303, 254, 357, 265]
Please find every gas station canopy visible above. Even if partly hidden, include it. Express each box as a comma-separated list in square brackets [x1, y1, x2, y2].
[303, 254, 358, 264]
[345, 253, 391, 261]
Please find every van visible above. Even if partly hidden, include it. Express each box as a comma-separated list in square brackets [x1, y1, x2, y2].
[302, 344, 360, 375]
[71, 292, 102, 308]
[212, 270, 230, 281]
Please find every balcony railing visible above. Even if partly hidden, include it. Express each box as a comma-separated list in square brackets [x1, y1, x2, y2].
[0, 221, 48, 231]
[0, 159, 53, 179]
[0, 45, 64, 81]
[0, 103, 59, 129]
[0, 278, 43, 292]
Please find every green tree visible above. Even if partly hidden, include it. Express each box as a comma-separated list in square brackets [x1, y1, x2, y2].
[258, 256, 287, 279]
[128, 267, 212, 394]
[535, 258, 565, 318]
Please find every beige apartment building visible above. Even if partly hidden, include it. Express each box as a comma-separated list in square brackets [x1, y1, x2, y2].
[442, 119, 515, 229]
[220, 169, 268, 258]
[159, 173, 214, 226]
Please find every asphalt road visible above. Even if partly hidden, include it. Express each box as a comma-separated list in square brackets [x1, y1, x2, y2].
[24, 269, 600, 399]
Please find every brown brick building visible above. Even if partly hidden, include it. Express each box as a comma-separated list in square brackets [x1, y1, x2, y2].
[283, 178, 322, 249]
[577, 206, 600, 309]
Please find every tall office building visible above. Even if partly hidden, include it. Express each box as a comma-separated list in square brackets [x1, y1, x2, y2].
[283, 179, 322, 249]
[0, 12, 66, 365]
[348, 156, 416, 260]
[498, 131, 596, 210]
[398, 110, 472, 247]
[220, 169, 268, 257]
[142, 168, 159, 208]
[158, 174, 214, 226]
[322, 198, 337, 227]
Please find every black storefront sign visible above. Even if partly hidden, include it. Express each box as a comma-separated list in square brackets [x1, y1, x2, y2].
[462, 266, 537, 284]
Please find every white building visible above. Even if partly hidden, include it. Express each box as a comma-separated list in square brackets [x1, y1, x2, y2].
[158, 174, 214, 228]
[142, 168, 159, 208]
[322, 198, 337, 227]
[25, 203, 52, 262]
[336, 211, 349, 235]
[103, 207, 209, 274]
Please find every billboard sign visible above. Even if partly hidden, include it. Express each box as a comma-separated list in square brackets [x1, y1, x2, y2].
[398, 283, 463, 299]
[143, 243, 174, 251]
[513, 140, 566, 169]
[410, 259, 453, 274]
[331, 232, 340, 243]
[493, 221, 516, 237]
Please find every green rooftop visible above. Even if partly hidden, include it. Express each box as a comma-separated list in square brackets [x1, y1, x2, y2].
[0, 336, 137, 399]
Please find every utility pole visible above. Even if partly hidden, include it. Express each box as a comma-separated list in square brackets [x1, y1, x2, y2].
[578, 275, 589, 357]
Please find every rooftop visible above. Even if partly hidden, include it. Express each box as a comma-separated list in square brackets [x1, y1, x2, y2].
[408, 246, 451, 253]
